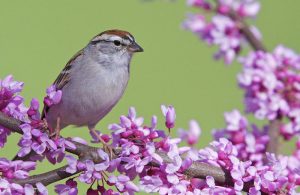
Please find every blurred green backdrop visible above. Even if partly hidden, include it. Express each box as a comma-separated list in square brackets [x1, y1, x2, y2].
[0, 0, 300, 194]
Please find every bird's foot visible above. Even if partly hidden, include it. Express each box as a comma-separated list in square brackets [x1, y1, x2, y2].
[41, 119, 49, 131]
[89, 128, 114, 159]
[102, 143, 114, 160]
[48, 117, 61, 139]
[49, 131, 60, 139]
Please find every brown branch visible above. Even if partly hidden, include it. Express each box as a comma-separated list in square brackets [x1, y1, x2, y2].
[226, 11, 283, 156]
[0, 112, 255, 192]
[12, 165, 79, 186]
[228, 11, 266, 52]
[0, 112, 22, 134]
[212, 0, 266, 52]
[266, 119, 281, 155]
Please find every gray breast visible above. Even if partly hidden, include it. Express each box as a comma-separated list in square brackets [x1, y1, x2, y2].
[58, 60, 129, 127]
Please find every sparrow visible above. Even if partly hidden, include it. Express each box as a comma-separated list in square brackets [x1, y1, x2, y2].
[42, 29, 143, 146]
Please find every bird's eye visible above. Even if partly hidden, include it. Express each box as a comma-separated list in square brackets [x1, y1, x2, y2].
[113, 40, 121, 46]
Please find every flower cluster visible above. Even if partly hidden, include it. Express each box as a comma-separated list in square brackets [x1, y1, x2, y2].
[0, 158, 36, 179]
[18, 123, 75, 163]
[0, 179, 48, 195]
[0, 75, 28, 147]
[56, 107, 215, 194]
[213, 110, 269, 165]
[59, 107, 296, 194]
[238, 46, 300, 139]
[198, 138, 293, 193]
[0, 158, 43, 194]
[183, 14, 242, 64]
[43, 85, 62, 107]
[188, 0, 260, 18]
[65, 149, 110, 184]
[0, 76, 77, 194]
[184, 0, 261, 64]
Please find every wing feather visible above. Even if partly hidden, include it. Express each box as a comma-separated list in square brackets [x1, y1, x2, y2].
[41, 49, 84, 119]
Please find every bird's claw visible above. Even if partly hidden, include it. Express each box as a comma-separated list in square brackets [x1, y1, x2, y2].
[103, 144, 114, 160]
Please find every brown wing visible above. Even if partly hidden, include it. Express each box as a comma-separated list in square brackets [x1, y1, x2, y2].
[41, 49, 84, 119]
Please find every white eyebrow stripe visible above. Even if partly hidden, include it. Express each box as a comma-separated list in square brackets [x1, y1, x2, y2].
[98, 34, 122, 41]
[126, 34, 134, 42]
[95, 34, 132, 45]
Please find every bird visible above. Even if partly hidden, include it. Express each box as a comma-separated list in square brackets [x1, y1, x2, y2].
[42, 29, 143, 148]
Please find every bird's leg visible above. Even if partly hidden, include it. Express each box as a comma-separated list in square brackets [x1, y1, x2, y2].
[89, 127, 114, 159]
[50, 117, 61, 139]
[41, 118, 49, 131]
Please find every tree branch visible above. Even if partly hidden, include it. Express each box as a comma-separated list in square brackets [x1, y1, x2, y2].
[226, 11, 282, 156]
[12, 165, 79, 186]
[0, 112, 255, 192]
[265, 119, 281, 155]
[227, 11, 266, 52]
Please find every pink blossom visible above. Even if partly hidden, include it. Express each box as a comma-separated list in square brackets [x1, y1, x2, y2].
[184, 14, 244, 64]
[44, 85, 62, 107]
[0, 75, 27, 147]
[36, 182, 48, 195]
[217, 0, 260, 17]
[27, 98, 40, 121]
[187, 0, 211, 10]
[178, 120, 201, 145]
[0, 178, 24, 194]
[17, 123, 75, 163]
[108, 175, 139, 193]
[161, 105, 176, 129]
[0, 158, 35, 179]
[214, 110, 269, 164]
[238, 46, 300, 139]
[55, 179, 78, 195]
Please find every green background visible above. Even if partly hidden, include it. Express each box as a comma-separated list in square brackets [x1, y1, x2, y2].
[0, 0, 299, 194]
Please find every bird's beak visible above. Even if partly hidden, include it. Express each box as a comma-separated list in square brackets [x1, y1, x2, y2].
[128, 42, 144, 53]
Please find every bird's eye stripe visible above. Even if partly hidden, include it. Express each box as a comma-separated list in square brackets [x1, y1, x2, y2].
[91, 39, 126, 46]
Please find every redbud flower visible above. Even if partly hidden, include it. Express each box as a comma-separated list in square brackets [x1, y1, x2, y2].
[178, 120, 201, 145]
[238, 46, 300, 139]
[27, 98, 40, 121]
[217, 0, 260, 17]
[36, 182, 48, 195]
[55, 179, 78, 195]
[187, 0, 211, 10]
[0, 178, 24, 194]
[161, 105, 176, 129]
[44, 85, 62, 107]
[108, 175, 139, 193]
[0, 158, 35, 179]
